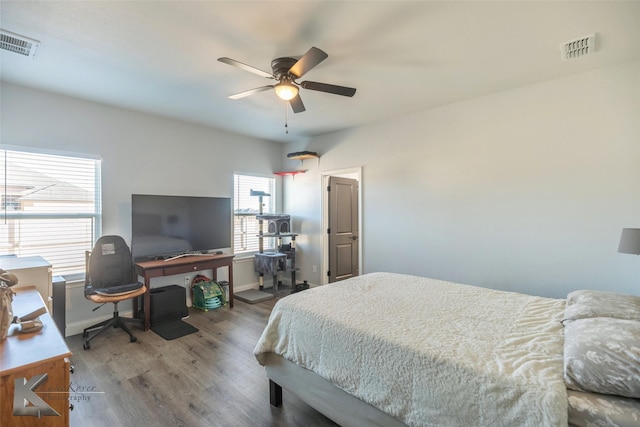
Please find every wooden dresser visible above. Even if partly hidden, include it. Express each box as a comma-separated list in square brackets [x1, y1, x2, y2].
[1, 287, 72, 427]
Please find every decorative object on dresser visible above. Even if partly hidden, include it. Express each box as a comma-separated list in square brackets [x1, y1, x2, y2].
[1, 267, 49, 338]
[0, 269, 18, 340]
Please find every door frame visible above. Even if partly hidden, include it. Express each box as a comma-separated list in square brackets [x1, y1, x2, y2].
[321, 167, 362, 285]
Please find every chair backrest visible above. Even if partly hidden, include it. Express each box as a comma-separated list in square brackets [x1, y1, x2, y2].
[86, 235, 136, 289]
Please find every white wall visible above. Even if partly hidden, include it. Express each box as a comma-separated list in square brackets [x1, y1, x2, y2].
[3, 59, 639, 333]
[1, 83, 283, 334]
[284, 61, 640, 298]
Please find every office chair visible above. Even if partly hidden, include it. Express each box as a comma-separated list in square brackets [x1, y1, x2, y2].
[82, 235, 147, 350]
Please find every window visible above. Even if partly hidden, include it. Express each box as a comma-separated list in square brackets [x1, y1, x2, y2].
[233, 173, 275, 254]
[0, 147, 102, 277]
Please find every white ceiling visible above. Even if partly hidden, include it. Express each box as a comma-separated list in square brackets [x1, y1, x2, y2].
[1, 1, 639, 143]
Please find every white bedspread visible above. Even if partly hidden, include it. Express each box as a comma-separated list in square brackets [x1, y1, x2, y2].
[254, 272, 568, 427]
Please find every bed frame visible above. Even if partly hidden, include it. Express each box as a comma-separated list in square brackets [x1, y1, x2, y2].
[264, 353, 406, 427]
[259, 272, 640, 427]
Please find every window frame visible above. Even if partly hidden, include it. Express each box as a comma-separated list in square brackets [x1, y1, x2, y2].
[0, 145, 102, 278]
[233, 172, 277, 256]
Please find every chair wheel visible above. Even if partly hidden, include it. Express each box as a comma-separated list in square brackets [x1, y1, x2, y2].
[83, 342, 90, 350]
[130, 336, 137, 343]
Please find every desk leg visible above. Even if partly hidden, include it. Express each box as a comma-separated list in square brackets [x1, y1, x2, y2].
[228, 261, 234, 308]
[143, 278, 151, 331]
[212, 262, 234, 308]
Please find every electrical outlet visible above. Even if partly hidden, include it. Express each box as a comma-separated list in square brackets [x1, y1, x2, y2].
[184, 276, 190, 286]
[312, 265, 317, 273]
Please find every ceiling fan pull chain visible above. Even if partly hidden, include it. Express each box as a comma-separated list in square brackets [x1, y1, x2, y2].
[285, 103, 289, 134]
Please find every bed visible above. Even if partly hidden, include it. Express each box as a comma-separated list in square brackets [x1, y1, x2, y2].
[254, 272, 640, 427]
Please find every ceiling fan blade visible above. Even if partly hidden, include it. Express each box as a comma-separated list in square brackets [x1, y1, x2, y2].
[300, 81, 356, 97]
[289, 94, 306, 113]
[228, 85, 274, 99]
[218, 57, 274, 79]
[288, 47, 328, 78]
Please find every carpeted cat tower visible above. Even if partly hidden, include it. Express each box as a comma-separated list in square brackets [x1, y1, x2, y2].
[234, 189, 276, 304]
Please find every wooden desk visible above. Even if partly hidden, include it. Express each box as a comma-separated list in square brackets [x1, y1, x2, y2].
[135, 254, 235, 330]
[1, 287, 72, 427]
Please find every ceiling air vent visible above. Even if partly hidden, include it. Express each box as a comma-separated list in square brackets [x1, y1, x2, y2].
[560, 34, 595, 61]
[0, 29, 40, 58]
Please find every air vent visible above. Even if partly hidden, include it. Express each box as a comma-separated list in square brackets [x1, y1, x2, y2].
[560, 34, 595, 61]
[0, 29, 40, 58]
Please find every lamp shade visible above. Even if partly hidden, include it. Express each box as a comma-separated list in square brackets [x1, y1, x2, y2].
[618, 228, 640, 255]
[274, 81, 298, 101]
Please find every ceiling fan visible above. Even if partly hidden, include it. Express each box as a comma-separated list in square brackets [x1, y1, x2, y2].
[218, 47, 356, 113]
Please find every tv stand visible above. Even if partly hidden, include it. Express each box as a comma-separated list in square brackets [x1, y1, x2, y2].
[135, 254, 234, 330]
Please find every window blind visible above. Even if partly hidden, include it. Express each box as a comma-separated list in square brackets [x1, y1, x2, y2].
[0, 148, 102, 276]
[233, 173, 275, 254]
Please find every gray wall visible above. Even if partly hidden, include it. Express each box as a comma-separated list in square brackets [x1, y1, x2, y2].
[1, 82, 283, 334]
[2, 59, 639, 335]
[283, 60, 640, 298]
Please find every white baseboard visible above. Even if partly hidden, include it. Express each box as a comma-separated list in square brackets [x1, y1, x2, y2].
[234, 282, 259, 293]
[235, 279, 319, 292]
[64, 280, 317, 337]
[66, 283, 258, 337]
[65, 311, 134, 338]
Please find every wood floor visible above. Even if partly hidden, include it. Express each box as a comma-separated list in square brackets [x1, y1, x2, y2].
[65, 296, 338, 427]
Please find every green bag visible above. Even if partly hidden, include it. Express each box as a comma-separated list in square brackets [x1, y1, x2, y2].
[192, 276, 226, 312]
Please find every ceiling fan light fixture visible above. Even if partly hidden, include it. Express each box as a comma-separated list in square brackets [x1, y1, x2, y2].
[274, 81, 298, 101]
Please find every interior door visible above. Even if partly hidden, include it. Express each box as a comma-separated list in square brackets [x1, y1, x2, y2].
[328, 176, 359, 282]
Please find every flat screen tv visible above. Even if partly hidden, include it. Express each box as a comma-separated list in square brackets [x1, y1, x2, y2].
[131, 194, 231, 261]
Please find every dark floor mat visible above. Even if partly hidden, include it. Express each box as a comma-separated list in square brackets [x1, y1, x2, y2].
[151, 320, 199, 340]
